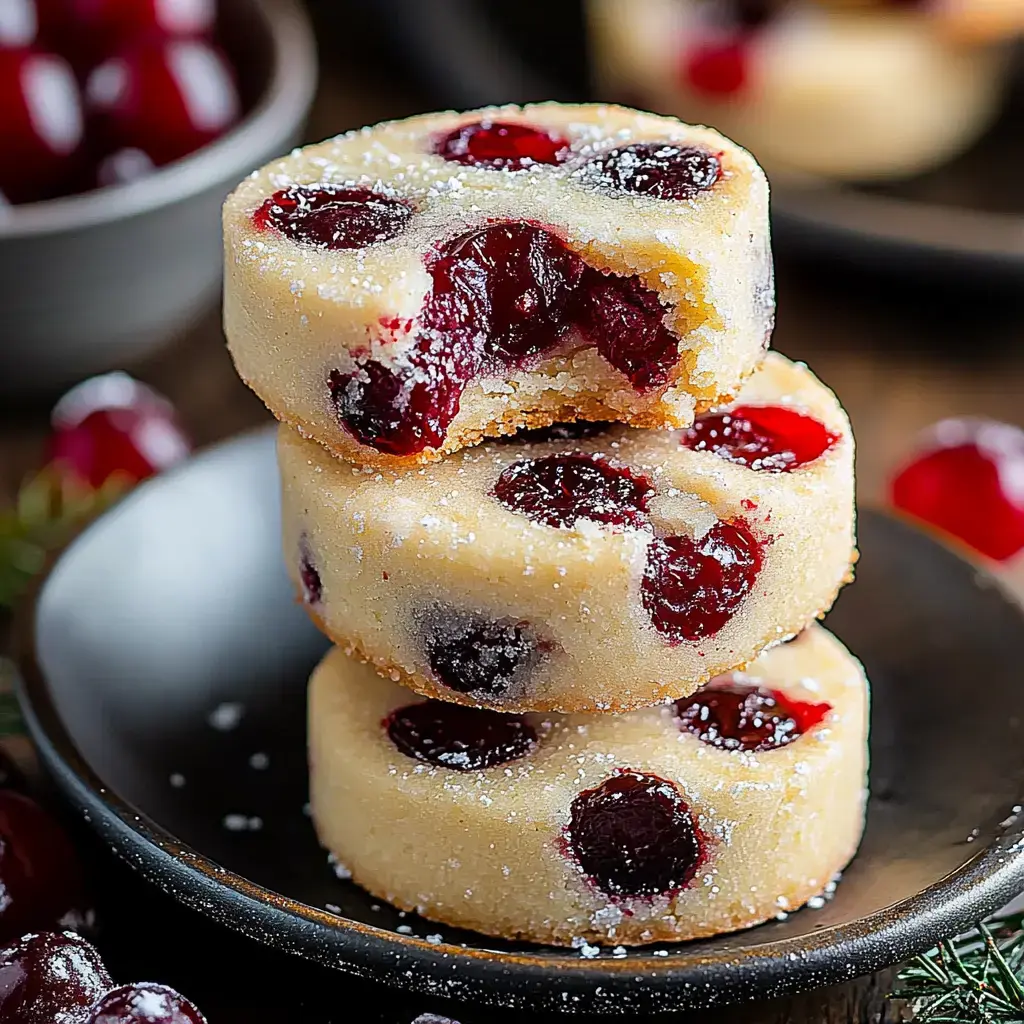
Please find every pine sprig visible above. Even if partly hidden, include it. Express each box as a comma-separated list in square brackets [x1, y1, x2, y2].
[892, 915, 1024, 1022]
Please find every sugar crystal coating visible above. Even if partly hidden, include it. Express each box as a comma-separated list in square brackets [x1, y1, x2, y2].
[578, 143, 722, 200]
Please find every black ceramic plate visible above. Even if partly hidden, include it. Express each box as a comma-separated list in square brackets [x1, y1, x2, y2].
[15, 429, 1024, 1015]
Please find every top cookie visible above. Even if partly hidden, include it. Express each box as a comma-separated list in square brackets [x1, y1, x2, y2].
[223, 103, 773, 467]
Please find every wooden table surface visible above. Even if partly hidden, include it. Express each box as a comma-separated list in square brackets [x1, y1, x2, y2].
[3, 59, 1024, 1024]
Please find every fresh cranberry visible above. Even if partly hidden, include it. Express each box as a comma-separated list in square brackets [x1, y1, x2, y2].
[0, 932, 112, 1024]
[85, 37, 238, 168]
[298, 538, 321, 605]
[682, 41, 750, 97]
[425, 616, 536, 697]
[85, 982, 207, 1024]
[435, 120, 569, 169]
[385, 700, 537, 771]
[0, 48, 83, 203]
[493, 453, 653, 530]
[675, 678, 831, 752]
[642, 522, 762, 642]
[578, 142, 721, 201]
[49, 373, 190, 490]
[0, 792, 88, 943]
[891, 418, 1024, 563]
[0, 0, 37, 47]
[567, 771, 705, 897]
[683, 405, 838, 471]
[254, 185, 413, 250]
[330, 221, 677, 456]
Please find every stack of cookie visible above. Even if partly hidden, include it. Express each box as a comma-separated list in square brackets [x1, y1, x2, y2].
[222, 103, 867, 947]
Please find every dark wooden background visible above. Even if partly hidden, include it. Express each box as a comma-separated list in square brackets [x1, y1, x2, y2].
[2, 9, 1024, 1022]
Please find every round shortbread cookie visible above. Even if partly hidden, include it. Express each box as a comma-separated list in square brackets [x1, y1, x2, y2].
[280, 352, 856, 713]
[588, 0, 1010, 181]
[309, 624, 869, 946]
[224, 102, 773, 467]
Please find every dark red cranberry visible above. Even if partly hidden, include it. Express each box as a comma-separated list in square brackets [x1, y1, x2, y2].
[493, 453, 653, 530]
[86, 982, 207, 1024]
[425, 616, 535, 697]
[0, 792, 88, 944]
[298, 538, 321, 605]
[49, 373, 190, 490]
[254, 185, 413, 250]
[567, 771, 705, 898]
[436, 119, 569, 170]
[675, 678, 831, 752]
[385, 700, 537, 771]
[85, 37, 238, 169]
[891, 418, 1024, 563]
[642, 522, 762, 642]
[579, 142, 721, 201]
[0, 931, 111, 1024]
[683, 405, 838, 471]
[498, 421, 612, 445]
[0, 48, 83, 204]
[0, 0, 37, 47]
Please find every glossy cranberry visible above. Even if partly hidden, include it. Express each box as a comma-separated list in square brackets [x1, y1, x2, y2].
[567, 771, 705, 897]
[0, 792, 88, 943]
[86, 37, 238, 168]
[579, 142, 721, 201]
[683, 405, 838, 471]
[0, 0, 37, 47]
[493, 453, 653, 530]
[86, 982, 207, 1024]
[425, 616, 535, 697]
[49, 373, 190, 489]
[675, 678, 831, 752]
[298, 538, 321, 604]
[0, 932, 112, 1024]
[386, 700, 537, 771]
[0, 48, 83, 203]
[890, 418, 1024, 562]
[642, 522, 762, 641]
[436, 120, 569, 169]
[254, 185, 413, 250]
[331, 221, 676, 456]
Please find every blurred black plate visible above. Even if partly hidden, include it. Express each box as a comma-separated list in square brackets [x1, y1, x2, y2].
[14, 429, 1024, 1015]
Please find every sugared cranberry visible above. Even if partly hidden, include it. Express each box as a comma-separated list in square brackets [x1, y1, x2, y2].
[0, 932, 112, 1024]
[330, 221, 677, 456]
[425, 616, 535, 697]
[254, 185, 413, 250]
[683, 405, 838, 471]
[49, 372, 190, 490]
[0, 48, 83, 204]
[298, 538, 321, 605]
[86, 982, 207, 1024]
[0, 791, 88, 943]
[578, 143, 721, 201]
[891, 418, 1024, 563]
[675, 677, 831, 752]
[86, 37, 238, 169]
[493, 453, 653, 530]
[567, 771, 705, 897]
[386, 700, 537, 771]
[642, 522, 762, 641]
[0, 0, 37, 48]
[435, 120, 569, 170]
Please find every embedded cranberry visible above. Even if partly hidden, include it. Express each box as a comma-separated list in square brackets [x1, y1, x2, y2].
[386, 700, 537, 771]
[425, 616, 536, 697]
[85, 37, 238, 168]
[579, 142, 721, 201]
[49, 373, 190, 490]
[86, 982, 207, 1024]
[498, 421, 612, 445]
[254, 185, 413, 250]
[683, 405, 838, 471]
[642, 522, 762, 641]
[298, 538, 321, 605]
[0, 932, 112, 1024]
[891, 418, 1024, 563]
[682, 41, 750, 97]
[0, 48, 83, 203]
[0, 792, 88, 943]
[567, 771, 705, 897]
[493, 453, 653, 530]
[675, 678, 831, 752]
[0, 0, 37, 47]
[435, 120, 569, 169]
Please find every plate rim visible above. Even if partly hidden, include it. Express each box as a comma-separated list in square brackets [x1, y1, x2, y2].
[13, 432, 1024, 1014]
